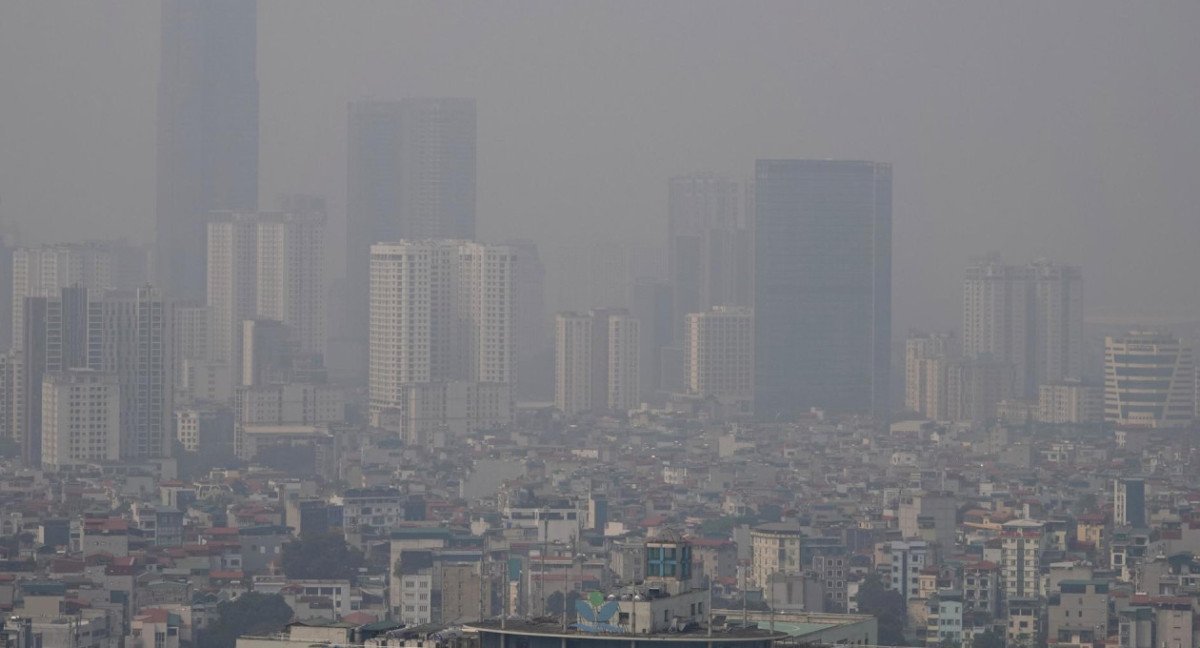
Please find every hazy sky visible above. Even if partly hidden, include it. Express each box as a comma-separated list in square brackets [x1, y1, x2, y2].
[1, 2, 1198, 332]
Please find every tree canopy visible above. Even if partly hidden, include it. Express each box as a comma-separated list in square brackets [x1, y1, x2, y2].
[281, 533, 364, 582]
[201, 593, 293, 648]
[856, 573, 908, 646]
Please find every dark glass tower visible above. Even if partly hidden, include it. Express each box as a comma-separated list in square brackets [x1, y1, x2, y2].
[754, 160, 892, 419]
[156, 0, 259, 302]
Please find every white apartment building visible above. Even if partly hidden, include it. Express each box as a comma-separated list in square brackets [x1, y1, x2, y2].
[555, 313, 592, 416]
[553, 309, 640, 416]
[749, 522, 804, 588]
[905, 332, 956, 417]
[208, 211, 326, 386]
[1038, 380, 1102, 425]
[606, 311, 640, 411]
[886, 540, 928, 601]
[41, 369, 120, 471]
[1000, 519, 1044, 599]
[368, 240, 515, 435]
[255, 211, 326, 357]
[12, 244, 115, 350]
[1105, 331, 1196, 428]
[684, 306, 753, 412]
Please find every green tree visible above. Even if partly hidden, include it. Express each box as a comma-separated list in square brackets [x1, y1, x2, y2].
[856, 573, 908, 646]
[970, 628, 1005, 648]
[281, 533, 364, 582]
[200, 593, 292, 648]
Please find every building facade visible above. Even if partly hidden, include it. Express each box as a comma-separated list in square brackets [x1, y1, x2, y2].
[962, 258, 1083, 399]
[555, 313, 593, 416]
[40, 369, 120, 471]
[346, 98, 477, 381]
[684, 306, 754, 413]
[1104, 332, 1196, 429]
[368, 240, 514, 435]
[754, 160, 891, 419]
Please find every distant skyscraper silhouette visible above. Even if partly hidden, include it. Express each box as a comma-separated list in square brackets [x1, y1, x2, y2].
[156, 0, 259, 302]
[962, 257, 1083, 399]
[668, 175, 754, 332]
[345, 99, 477, 380]
[754, 160, 892, 419]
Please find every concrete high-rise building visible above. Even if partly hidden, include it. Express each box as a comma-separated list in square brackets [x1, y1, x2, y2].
[16, 288, 90, 467]
[0, 236, 13, 351]
[255, 207, 326, 359]
[507, 240, 550, 400]
[629, 278, 674, 399]
[12, 244, 115, 350]
[0, 354, 11, 440]
[1000, 520, 1044, 599]
[346, 99, 477, 381]
[885, 541, 928, 601]
[684, 307, 754, 414]
[241, 319, 293, 387]
[905, 332, 957, 416]
[368, 241, 514, 435]
[40, 369, 120, 471]
[206, 212, 259, 382]
[90, 287, 173, 460]
[605, 311, 640, 412]
[1113, 478, 1146, 528]
[749, 522, 803, 588]
[1038, 380, 1102, 425]
[553, 309, 641, 415]
[898, 491, 957, 551]
[555, 313, 592, 417]
[754, 160, 891, 419]
[156, 0, 259, 302]
[207, 211, 325, 387]
[1104, 331, 1196, 428]
[668, 175, 754, 335]
[942, 356, 1015, 424]
[962, 258, 1083, 398]
[172, 304, 211, 390]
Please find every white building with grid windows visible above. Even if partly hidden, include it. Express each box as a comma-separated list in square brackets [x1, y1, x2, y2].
[40, 369, 120, 471]
[369, 240, 515, 436]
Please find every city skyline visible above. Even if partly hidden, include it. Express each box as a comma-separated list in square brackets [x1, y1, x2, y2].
[3, 3, 1199, 331]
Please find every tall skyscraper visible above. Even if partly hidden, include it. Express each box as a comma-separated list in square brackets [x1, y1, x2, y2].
[754, 160, 892, 419]
[207, 210, 325, 387]
[554, 313, 593, 416]
[668, 175, 754, 332]
[685, 307, 754, 414]
[90, 287, 173, 461]
[962, 258, 1083, 399]
[368, 240, 514, 438]
[346, 99, 477, 380]
[604, 311, 641, 412]
[16, 288, 90, 467]
[1104, 331, 1196, 428]
[507, 240, 550, 400]
[629, 277, 674, 398]
[156, 0, 259, 302]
